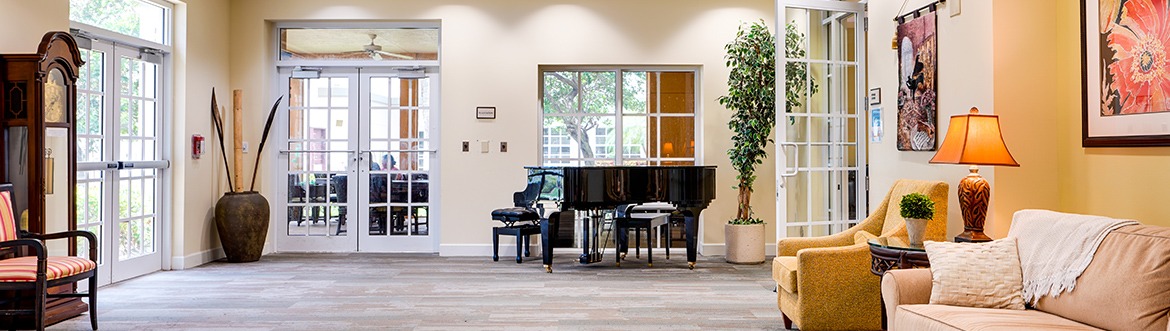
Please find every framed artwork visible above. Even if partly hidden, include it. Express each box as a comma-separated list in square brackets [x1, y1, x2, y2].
[896, 11, 938, 151]
[1083, 0, 1170, 146]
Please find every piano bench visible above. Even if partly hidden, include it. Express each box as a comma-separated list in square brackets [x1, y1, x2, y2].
[493, 223, 541, 263]
[491, 207, 539, 227]
[613, 217, 656, 267]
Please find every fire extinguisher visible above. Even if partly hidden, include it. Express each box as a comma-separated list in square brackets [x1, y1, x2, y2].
[192, 134, 205, 159]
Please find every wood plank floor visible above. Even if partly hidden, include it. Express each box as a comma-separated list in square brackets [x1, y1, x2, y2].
[51, 253, 783, 330]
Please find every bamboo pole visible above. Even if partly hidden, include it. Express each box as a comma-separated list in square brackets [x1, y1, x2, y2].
[233, 90, 244, 192]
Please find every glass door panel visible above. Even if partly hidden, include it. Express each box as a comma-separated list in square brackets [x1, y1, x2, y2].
[359, 74, 437, 252]
[277, 70, 359, 252]
[75, 42, 166, 285]
[778, 2, 866, 240]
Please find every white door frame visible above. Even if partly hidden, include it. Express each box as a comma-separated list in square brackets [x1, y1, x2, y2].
[776, 0, 868, 239]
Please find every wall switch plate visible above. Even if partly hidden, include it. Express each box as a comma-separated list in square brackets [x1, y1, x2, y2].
[242, 141, 250, 153]
[500, 142, 507, 152]
[480, 140, 490, 153]
[462, 141, 470, 152]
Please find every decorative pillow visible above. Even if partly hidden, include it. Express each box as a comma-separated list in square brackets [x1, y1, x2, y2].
[924, 238, 1026, 310]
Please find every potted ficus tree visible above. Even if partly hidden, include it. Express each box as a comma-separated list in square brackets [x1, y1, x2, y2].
[720, 20, 815, 264]
[899, 192, 935, 246]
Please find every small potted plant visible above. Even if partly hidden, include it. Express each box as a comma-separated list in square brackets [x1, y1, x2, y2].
[899, 193, 935, 246]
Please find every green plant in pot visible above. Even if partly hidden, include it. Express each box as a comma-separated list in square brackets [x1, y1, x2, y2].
[899, 192, 935, 246]
[719, 20, 815, 264]
[211, 89, 282, 262]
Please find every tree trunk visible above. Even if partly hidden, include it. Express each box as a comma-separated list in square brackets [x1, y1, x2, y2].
[737, 179, 751, 220]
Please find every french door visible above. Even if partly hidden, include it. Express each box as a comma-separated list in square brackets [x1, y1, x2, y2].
[75, 41, 167, 285]
[276, 67, 439, 252]
[777, 0, 867, 239]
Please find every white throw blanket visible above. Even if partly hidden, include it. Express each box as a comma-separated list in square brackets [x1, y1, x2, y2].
[1007, 209, 1138, 304]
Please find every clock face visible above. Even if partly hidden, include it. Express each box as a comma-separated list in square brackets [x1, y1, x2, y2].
[44, 68, 67, 124]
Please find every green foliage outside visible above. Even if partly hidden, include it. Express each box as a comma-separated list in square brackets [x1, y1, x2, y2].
[70, 0, 142, 38]
[543, 71, 649, 162]
[899, 193, 935, 220]
[721, 21, 816, 225]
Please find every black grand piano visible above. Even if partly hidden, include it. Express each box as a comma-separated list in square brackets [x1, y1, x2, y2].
[524, 165, 716, 272]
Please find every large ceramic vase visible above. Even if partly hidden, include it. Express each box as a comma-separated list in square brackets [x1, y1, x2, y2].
[905, 218, 928, 246]
[215, 191, 270, 262]
[725, 223, 765, 264]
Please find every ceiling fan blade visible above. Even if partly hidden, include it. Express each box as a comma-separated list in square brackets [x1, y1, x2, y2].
[371, 51, 383, 61]
[375, 50, 414, 60]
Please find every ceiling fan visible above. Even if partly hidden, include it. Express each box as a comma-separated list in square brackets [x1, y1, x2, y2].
[347, 33, 413, 60]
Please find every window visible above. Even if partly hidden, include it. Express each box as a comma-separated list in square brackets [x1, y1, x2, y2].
[540, 68, 697, 166]
[70, 0, 170, 45]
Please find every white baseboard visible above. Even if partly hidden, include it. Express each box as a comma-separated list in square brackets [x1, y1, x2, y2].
[170, 247, 225, 270]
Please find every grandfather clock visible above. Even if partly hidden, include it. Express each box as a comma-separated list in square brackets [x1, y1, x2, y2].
[0, 31, 87, 327]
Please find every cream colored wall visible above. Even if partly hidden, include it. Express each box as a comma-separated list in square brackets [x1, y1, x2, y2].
[867, 0, 995, 237]
[228, 0, 774, 254]
[0, 0, 69, 53]
[1050, 0, 1170, 228]
[987, 0, 1063, 238]
[172, 0, 233, 268]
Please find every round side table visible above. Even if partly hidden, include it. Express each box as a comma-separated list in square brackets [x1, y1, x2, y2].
[867, 237, 930, 276]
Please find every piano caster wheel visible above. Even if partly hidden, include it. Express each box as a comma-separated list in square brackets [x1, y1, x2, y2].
[615, 261, 621, 267]
[688, 262, 695, 270]
[647, 263, 652, 268]
[544, 265, 552, 273]
[620, 252, 627, 260]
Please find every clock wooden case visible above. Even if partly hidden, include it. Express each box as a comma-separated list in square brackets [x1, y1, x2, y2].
[0, 31, 87, 327]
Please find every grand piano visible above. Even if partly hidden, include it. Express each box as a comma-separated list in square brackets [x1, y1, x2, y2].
[524, 165, 716, 272]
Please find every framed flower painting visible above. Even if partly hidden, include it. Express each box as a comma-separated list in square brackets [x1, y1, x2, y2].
[1084, 0, 1170, 146]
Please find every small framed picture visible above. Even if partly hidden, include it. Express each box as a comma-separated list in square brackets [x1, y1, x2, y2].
[868, 88, 881, 105]
[476, 106, 496, 119]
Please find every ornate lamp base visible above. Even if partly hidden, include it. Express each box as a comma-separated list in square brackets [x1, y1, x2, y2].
[955, 165, 993, 243]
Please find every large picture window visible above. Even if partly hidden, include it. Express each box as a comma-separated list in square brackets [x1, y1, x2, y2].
[540, 68, 697, 166]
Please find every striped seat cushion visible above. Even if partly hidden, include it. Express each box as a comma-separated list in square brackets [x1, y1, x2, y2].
[0, 256, 97, 282]
[0, 191, 17, 242]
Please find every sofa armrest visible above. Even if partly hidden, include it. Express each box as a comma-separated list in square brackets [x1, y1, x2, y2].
[881, 268, 933, 325]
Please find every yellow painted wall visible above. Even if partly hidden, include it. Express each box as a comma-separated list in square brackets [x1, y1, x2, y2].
[0, 0, 69, 53]
[989, 0, 1063, 238]
[228, 0, 775, 255]
[172, 0, 234, 268]
[1051, 0, 1170, 228]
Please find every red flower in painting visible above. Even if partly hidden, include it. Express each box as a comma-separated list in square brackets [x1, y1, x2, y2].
[1108, 0, 1170, 114]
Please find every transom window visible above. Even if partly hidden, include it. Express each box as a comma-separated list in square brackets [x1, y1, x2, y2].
[539, 68, 698, 166]
[69, 0, 170, 45]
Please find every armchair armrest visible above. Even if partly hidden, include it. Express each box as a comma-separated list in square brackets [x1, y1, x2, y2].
[0, 238, 46, 260]
[777, 230, 855, 256]
[23, 230, 98, 261]
[881, 268, 933, 325]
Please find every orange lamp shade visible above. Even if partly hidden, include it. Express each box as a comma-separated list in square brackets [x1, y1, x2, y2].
[929, 107, 1019, 167]
[663, 142, 674, 155]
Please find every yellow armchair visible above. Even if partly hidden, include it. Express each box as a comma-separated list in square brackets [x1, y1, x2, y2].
[773, 179, 948, 331]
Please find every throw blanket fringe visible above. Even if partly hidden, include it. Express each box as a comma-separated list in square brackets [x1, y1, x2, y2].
[1008, 209, 1137, 305]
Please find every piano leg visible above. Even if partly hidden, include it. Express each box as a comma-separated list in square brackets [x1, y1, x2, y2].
[684, 212, 698, 270]
[541, 216, 554, 273]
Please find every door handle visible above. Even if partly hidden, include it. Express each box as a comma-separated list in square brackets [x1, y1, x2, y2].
[780, 142, 799, 178]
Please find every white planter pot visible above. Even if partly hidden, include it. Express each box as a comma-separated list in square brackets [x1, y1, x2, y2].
[905, 218, 928, 245]
[725, 223, 765, 264]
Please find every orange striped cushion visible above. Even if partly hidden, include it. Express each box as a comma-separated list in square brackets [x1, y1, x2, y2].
[0, 256, 96, 282]
[0, 191, 16, 242]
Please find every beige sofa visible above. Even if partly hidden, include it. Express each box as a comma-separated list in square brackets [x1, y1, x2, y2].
[881, 224, 1170, 330]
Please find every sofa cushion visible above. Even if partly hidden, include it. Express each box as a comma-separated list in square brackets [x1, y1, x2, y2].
[925, 239, 1026, 310]
[1033, 224, 1170, 331]
[772, 256, 798, 293]
[894, 304, 1102, 330]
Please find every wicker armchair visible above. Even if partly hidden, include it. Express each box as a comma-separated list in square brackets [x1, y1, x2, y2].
[773, 179, 948, 331]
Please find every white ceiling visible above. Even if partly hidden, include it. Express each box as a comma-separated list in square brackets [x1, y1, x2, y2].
[281, 28, 439, 56]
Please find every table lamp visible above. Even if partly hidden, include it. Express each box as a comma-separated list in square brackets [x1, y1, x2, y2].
[929, 107, 1019, 242]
